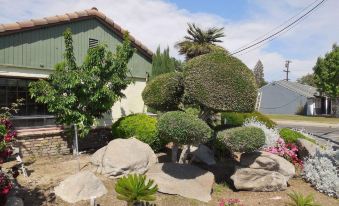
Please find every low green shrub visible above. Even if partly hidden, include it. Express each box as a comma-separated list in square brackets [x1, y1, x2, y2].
[221, 111, 276, 128]
[279, 128, 316, 144]
[157, 111, 211, 145]
[217, 126, 265, 153]
[111, 114, 164, 151]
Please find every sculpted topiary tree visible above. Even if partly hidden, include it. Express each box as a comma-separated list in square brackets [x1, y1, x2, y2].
[142, 51, 258, 162]
[157, 111, 211, 162]
[184, 51, 257, 128]
[142, 72, 184, 111]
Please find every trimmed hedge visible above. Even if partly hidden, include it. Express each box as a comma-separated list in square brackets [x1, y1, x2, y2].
[221, 111, 276, 128]
[217, 126, 265, 153]
[111, 114, 164, 151]
[157, 111, 211, 145]
[184, 51, 257, 112]
[279, 128, 316, 144]
[142, 72, 184, 111]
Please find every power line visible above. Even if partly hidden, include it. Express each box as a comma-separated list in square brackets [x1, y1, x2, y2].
[231, 0, 327, 56]
[232, 0, 321, 54]
[235, 13, 309, 57]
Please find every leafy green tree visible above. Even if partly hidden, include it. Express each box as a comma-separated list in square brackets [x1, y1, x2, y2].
[115, 174, 158, 206]
[151, 46, 179, 78]
[253, 60, 267, 87]
[313, 44, 339, 115]
[297, 73, 316, 87]
[175, 23, 226, 60]
[29, 28, 134, 136]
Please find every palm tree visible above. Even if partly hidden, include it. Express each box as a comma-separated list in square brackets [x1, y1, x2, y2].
[175, 23, 226, 60]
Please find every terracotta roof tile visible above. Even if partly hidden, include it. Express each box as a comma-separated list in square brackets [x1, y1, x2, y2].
[66, 12, 79, 19]
[17, 20, 35, 28]
[113, 23, 122, 32]
[2, 23, 21, 31]
[0, 8, 153, 59]
[57, 14, 70, 22]
[104, 17, 114, 27]
[75, 10, 88, 17]
[44, 16, 59, 24]
[31, 18, 48, 26]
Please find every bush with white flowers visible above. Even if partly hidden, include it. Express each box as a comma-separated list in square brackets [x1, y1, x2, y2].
[303, 149, 338, 198]
[243, 117, 279, 147]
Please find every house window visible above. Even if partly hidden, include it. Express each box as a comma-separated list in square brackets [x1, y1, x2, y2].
[0, 77, 55, 128]
[89, 38, 99, 48]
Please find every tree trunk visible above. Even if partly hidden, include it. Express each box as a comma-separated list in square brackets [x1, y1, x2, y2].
[172, 143, 178, 163]
[179, 145, 191, 164]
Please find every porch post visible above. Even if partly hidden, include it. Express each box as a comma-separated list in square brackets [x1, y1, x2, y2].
[325, 97, 328, 115]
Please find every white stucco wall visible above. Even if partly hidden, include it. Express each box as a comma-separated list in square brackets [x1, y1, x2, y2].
[98, 79, 147, 126]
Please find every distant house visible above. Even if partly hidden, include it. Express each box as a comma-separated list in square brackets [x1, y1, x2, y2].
[0, 8, 153, 128]
[257, 80, 333, 115]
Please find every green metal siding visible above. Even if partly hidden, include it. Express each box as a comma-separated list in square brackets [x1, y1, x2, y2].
[0, 19, 152, 78]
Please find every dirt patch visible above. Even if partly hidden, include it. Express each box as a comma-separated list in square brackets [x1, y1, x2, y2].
[3, 155, 338, 206]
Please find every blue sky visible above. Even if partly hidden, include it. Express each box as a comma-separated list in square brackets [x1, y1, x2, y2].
[0, 0, 338, 81]
[165, 0, 251, 21]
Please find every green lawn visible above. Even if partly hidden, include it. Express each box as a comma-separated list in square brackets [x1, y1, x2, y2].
[267, 114, 339, 124]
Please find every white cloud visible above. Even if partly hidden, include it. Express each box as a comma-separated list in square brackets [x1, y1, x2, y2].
[0, 0, 338, 81]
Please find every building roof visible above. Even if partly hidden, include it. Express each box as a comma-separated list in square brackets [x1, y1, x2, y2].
[273, 80, 319, 98]
[0, 7, 153, 60]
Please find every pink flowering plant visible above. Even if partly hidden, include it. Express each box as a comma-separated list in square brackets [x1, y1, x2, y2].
[219, 198, 244, 206]
[264, 138, 303, 168]
[0, 119, 16, 164]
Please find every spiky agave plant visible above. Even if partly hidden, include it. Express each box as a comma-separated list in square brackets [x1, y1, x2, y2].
[115, 174, 158, 206]
[287, 191, 321, 206]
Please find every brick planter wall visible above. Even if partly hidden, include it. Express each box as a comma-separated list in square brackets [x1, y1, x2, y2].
[15, 127, 112, 157]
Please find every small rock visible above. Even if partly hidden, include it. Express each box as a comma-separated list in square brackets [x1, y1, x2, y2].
[231, 168, 287, 192]
[146, 163, 214, 202]
[5, 196, 24, 206]
[91, 138, 157, 177]
[296, 139, 319, 159]
[54, 171, 107, 203]
[240, 151, 295, 180]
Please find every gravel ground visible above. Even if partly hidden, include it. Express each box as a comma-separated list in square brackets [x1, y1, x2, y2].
[2, 155, 338, 206]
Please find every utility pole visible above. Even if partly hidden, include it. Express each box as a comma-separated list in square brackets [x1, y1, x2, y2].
[284, 60, 291, 81]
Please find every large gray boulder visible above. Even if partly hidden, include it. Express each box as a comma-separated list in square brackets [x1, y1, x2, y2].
[191, 144, 216, 165]
[54, 171, 107, 203]
[179, 144, 216, 165]
[231, 168, 287, 192]
[91, 138, 157, 178]
[296, 139, 319, 159]
[240, 151, 295, 181]
[146, 163, 214, 202]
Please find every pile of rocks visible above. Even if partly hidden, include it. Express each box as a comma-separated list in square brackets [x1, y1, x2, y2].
[231, 151, 295, 192]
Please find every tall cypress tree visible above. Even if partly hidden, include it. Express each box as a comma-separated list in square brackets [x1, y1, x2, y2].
[151, 46, 177, 78]
[253, 60, 267, 87]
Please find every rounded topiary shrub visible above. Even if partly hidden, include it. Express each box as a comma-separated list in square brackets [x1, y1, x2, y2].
[217, 126, 265, 153]
[157, 111, 211, 145]
[221, 111, 276, 128]
[184, 51, 257, 112]
[111, 114, 164, 151]
[142, 72, 184, 111]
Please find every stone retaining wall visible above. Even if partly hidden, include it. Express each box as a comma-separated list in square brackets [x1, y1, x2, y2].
[15, 127, 112, 157]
